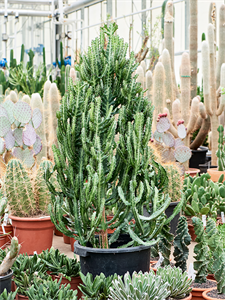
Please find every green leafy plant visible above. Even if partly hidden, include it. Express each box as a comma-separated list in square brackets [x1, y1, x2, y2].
[109, 270, 170, 300]
[45, 23, 183, 249]
[173, 216, 191, 272]
[156, 266, 192, 299]
[0, 289, 18, 300]
[79, 272, 117, 300]
[39, 248, 80, 280]
[26, 277, 77, 300]
[12, 253, 49, 296]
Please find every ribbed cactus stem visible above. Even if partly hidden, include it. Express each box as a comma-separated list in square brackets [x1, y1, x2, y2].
[0, 237, 20, 275]
[65, 65, 70, 93]
[186, 97, 199, 135]
[217, 64, 225, 116]
[146, 70, 152, 103]
[43, 80, 51, 158]
[162, 49, 173, 116]
[209, 2, 217, 57]
[153, 62, 165, 132]
[34, 159, 54, 213]
[209, 23, 219, 165]
[70, 67, 76, 84]
[140, 60, 146, 76]
[180, 52, 191, 138]
[31, 93, 47, 163]
[48, 83, 60, 159]
[202, 41, 212, 116]
[136, 65, 144, 89]
[5, 159, 35, 217]
[164, 1, 173, 68]
[189, 0, 198, 100]
[216, 5, 225, 89]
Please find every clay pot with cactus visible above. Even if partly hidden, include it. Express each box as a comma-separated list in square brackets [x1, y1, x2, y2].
[4, 159, 55, 255]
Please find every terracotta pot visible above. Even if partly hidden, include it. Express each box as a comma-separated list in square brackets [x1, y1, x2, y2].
[0, 224, 14, 244]
[10, 215, 54, 255]
[202, 288, 220, 300]
[192, 281, 216, 300]
[188, 224, 197, 242]
[185, 168, 200, 178]
[55, 275, 83, 299]
[63, 233, 70, 244]
[207, 169, 225, 182]
[16, 294, 29, 300]
[183, 294, 192, 300]
[54, 225, 63, 237]
[70, 236, 77, 252]
[206, 274, 215, 281]
[0, 234, 6, 249]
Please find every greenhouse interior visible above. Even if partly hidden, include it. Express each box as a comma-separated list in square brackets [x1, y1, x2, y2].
[1, 0, 225, 299]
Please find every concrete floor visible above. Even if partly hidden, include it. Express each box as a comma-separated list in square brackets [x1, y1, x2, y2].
[52, 234, 196, 269]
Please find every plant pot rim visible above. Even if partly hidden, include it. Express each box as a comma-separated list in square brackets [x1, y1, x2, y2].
[0, 269, 13, 279]
[191, 146, 208, 153]
[9, 215, 51, 222]
[181, 293, 192, 300]
[74, 240, 153, 256]
[202, 288, 222, 300]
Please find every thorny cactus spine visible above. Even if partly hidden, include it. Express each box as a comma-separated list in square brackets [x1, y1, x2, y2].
[216, 125, 225, 171]
[192, 216, 209, 284]
[4, 159, 35, 217]
[173, 216, 191, 272]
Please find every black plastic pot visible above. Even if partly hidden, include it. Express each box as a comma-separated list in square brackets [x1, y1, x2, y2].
[0, 269, 13, 294]
[74, 235, 152, 277]
[189, 146, 208, 169]
[143, 202, 180, 235]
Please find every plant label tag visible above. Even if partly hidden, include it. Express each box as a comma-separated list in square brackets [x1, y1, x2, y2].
[222, 212, 225, 223]
[1, 224, 5, 234]
[33, 251, 37, 255]
[155, 252, 164, 270]
[188, 263, 196, 280]
[202, 215, 206, 227]
[3, 213, 8, 225]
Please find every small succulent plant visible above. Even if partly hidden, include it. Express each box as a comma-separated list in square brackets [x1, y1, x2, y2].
[79, 272, 118, 300]
[0, 289, 18, 300]
[153, 114, 192, 172]
[156, 266, 192, 299]
[0, 95, 43, 168]
[26, 277, 78, 300]
[109, 270, 170, 300]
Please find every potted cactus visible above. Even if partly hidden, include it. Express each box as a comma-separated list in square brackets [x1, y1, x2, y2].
[208, 125, 225, 182]
[4, 159, 55, 255]
[45, 23, 183, 278]
[0, 237, 20, 294]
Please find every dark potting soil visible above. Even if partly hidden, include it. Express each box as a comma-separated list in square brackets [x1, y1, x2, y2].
[172, 295, 190, 300]
[191, 279, 217, 289]
[208, 289, 225, 299]
[151, 262, 175, 269]
[150, 256, 159, 261]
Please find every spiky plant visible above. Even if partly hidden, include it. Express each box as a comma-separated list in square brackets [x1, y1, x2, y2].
[173, 216, 191, 272]
[158, 217, 174, 266]
[0, 290, 18, 300]
[109, 270, 170, 300]
[45, 23, 184, 249]
[216, 125, 225, 171]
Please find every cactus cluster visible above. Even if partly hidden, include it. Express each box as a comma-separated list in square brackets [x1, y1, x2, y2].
[173, 216, 191, 272]
[4, 158, 54, 217]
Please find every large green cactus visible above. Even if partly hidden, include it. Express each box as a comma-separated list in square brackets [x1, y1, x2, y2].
[173, 216, 191, 272]
[4, 159, 35, 217]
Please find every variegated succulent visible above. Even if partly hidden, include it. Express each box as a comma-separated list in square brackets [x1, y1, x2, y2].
[156, 266, 192, 299]
[109, 270, 170, 300]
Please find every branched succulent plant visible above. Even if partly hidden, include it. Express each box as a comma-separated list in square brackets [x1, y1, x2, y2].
[192, 216, 209, 284]
[26, 277, 78, 300]
[156, 266, 192, 299]
[108, 270, 170, 300]
[173, 216, 191, 272]
[158, 217, 174, 266]
[79, 272, 118, 300]
[45, 23, 183, 248]
[216, 125, 225, 171]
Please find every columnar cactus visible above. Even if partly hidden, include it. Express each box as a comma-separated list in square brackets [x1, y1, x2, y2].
[192, 217, 209, 284]
[216, 5, 225, 89]
[158, 220, 174, 266]
[216, 125, 225, 171]
[4, 159, 36, 217]
[189, 0, 198, 100]
[173, 216, 191, 272]
[202, 26, 225, 165]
